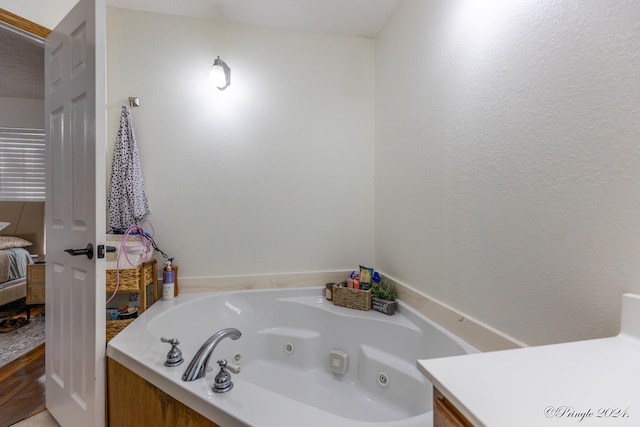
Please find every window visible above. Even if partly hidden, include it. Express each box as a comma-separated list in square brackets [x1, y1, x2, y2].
[0, 127, 46, 200]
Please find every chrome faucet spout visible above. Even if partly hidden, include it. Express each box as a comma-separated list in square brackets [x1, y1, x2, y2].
[182, 328, 241, 382]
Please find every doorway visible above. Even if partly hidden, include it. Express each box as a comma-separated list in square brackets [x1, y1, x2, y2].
[0, 12, 46, 364]
[0, 11, 50, 427]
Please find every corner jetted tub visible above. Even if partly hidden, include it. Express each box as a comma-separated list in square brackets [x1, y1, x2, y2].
[107, 287, 477, 427]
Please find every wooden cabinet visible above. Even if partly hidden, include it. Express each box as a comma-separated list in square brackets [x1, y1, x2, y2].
[106, 259, 157, 313]
[26, 262, 45, 305]
[107, 358, 220, 427]
[434, 387, 475, 427]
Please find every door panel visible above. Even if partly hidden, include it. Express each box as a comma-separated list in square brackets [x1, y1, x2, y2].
[45, 0, 106, 425]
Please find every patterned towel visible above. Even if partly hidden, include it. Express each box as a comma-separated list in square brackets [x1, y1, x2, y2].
[108, 106, 150, 231]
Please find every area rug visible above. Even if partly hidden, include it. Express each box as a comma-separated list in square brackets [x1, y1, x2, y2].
[0, 315, 45, 369]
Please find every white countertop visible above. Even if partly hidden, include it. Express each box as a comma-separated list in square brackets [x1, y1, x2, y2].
[418, 293, 640, 427]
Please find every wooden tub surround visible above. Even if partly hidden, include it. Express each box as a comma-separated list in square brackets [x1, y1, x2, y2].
[107, 358, 220, 427]
[433, 388, 474, 427]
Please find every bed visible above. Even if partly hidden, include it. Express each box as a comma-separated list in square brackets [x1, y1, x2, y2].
[0, 201, 45, 308]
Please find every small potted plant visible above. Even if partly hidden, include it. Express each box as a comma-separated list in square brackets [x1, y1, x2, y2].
[370, 278, 397, 315]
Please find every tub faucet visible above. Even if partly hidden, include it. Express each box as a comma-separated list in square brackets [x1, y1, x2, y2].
[182, 328, 241, 382]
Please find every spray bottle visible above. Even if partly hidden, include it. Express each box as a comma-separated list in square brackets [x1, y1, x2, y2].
[162, 260, 175, 301]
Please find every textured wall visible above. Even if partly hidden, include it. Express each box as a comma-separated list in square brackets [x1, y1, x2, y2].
[9, 0, 640, 346]
[106, 8, 375, 278]
[375, 0, 640, 345]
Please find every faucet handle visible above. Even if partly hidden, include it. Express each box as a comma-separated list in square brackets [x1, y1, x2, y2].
[160, 337, 184, 367]
[212, 359, 234, 393]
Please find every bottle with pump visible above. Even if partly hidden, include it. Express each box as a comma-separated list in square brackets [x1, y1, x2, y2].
[168, 257, 178, 297]
[162, 260, 175, 301]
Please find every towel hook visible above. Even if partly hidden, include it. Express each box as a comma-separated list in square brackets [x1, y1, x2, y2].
[128, 97, 140, 107]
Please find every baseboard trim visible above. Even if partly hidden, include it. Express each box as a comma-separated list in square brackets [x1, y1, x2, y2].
[179, 270, 350, 293]
[382, 272, 528, 352]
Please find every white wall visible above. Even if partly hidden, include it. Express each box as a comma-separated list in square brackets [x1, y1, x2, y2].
[11, 0, 639, 347]
[0, 97, 43, 128]
[375, 0, 640, 346]
[106, 8, 375, 279]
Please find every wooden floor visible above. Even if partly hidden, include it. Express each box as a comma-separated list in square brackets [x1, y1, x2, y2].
[0, 306, 46, 427]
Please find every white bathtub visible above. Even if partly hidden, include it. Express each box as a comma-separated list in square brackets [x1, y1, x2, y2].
[107, 287, 478, 427]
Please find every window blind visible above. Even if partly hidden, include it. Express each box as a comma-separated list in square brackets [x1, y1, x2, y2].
[0, 128, 46, 200]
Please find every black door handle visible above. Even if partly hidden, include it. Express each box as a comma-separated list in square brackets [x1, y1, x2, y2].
[65, 243, 94, 260]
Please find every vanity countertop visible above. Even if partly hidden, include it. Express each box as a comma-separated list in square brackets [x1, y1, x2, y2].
[417, 293, 640, 427]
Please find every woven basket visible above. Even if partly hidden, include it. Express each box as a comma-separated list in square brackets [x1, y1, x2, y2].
[105, 261, 155, 292]
[141, 262, 155, 286]
[106, 319, 135, 342]
[106, 268, 141, 292]
[333, 287, 371, 311]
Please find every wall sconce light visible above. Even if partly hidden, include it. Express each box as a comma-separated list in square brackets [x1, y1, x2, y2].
[210, 56, 231, 90]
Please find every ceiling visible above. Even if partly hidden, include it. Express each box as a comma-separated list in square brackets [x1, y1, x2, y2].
[0, 0, 400, 100]
[108, 0, 401, 38]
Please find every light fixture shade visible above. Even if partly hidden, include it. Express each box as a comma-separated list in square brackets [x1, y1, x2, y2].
[210, 56, 231, 90]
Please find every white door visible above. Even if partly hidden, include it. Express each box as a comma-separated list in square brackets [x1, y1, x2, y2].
[45, 0, 106, 425]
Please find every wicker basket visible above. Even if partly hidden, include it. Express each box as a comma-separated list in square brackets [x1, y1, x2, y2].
[106, 268, 141, 292]
[105, 262, 155, 292]
[333, 287, 371, 311]
[106, 319, 135, 342]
